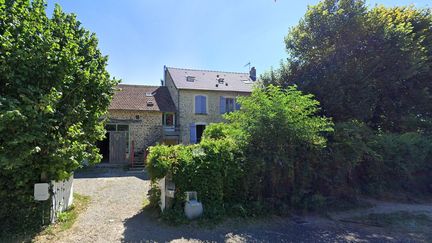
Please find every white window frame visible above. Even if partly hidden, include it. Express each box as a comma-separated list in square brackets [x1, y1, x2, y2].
[163, 113, 176, 131]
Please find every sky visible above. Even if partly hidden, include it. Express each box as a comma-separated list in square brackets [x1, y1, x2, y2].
[46, 0, 431, 86]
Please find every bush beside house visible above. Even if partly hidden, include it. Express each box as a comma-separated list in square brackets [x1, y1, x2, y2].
[147, 138, 245, 220]
[147, 84, 432, 223]
[147, 85, 335, 219]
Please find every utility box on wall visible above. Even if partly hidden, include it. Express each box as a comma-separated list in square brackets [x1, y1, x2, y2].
[34, 183, 50, 201]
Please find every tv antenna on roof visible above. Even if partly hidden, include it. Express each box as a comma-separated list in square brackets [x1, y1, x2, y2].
[244, 62, 251, 71]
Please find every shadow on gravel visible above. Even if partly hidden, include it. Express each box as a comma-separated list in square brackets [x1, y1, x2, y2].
[74, 167, 149, 180]
[121, 209, 410, 242]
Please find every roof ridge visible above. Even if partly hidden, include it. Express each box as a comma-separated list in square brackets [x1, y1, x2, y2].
[117, 84, 163, 88]
[166, 66, 249, 75]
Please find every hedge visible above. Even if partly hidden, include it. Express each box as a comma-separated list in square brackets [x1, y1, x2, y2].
[146, 137, 245, 219]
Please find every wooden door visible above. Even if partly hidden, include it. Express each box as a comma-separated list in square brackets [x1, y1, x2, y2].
[109, 131, 127, 163]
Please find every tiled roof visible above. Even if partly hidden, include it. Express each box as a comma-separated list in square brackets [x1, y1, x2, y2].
[166, 67, 254, 92]
[109, 84, 176, 112]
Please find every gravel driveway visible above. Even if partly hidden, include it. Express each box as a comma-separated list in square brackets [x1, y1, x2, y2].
[47, 168, 425, 243]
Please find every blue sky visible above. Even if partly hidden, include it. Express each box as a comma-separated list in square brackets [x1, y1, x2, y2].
[46, 0, 430, 85]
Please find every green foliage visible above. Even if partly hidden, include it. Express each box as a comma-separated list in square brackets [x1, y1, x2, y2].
[147, 183, 162, 209]
[0, 0, 117, 234]
[362, 132, 432, 194]
[260, 0, 432, 208]
[146, 137, 245, 220]
[147, 85, 334, 221]
[263, 0, 432, 133]
[317, 121, 378, 199]
[147, 145, 176, 181]
[224, 85, 333, 208]
[319, 121, 432, 197]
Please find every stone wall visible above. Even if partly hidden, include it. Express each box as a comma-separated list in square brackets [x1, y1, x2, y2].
[178, 90, 249, 144]
[108, 110, 163, 153]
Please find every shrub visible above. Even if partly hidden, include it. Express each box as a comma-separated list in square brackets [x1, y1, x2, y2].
[362, 132, 432, 194]
[321, 121, 432, 197]
[147, 85, 335, 220]
[225, 85, 334, 208]
[316, 121, 379, 198]
[146, 138, 245, 219]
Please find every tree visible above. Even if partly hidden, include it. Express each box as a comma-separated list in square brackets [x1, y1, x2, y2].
[223, 85, 333, 205]
[0, 0, 118, 233]
[263, 0, 432, 132]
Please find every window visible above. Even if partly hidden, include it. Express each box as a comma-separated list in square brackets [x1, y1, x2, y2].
[220, 96, 240, 114]
[186, 76, 196, 82]
[106, 124, 116, 131]
[225, 98, 235, 113]
[163, 113, 175, 127]
[117, 124, 129, 131]
[105, 124, 129, 132]
[194, 95, 207, 114]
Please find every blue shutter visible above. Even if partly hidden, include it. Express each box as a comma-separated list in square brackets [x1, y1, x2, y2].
[195, 96, 201, 114]
[220, 96, 226, 114]
[235, 98, 241, 110]
[201, 96, 207, 114]
[190, 123, 196, 144]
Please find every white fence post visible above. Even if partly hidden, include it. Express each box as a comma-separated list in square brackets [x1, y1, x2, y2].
[50, 174, 74, 223]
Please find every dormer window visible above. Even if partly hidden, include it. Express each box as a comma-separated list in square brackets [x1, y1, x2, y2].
[145, 92, 153, 97]
[186, 76, 196, 82]
[217, 78, 225, 84]
[147, 101, 154, 107]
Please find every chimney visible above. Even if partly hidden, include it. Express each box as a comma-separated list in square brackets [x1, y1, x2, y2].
[249, 67, 257, 81]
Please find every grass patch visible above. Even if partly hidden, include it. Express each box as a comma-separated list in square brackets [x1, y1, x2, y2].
[56, 194, 90, 231]
[142, 197, 150, 208]
[33, 193, 91, 241]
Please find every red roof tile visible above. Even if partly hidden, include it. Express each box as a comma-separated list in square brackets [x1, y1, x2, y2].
[109, 84, 176, 112]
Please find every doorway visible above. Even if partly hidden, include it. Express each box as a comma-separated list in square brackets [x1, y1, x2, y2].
[196, 124, 206, 143]
[96, 124, 129, 164]
[96, 133, 110, 163]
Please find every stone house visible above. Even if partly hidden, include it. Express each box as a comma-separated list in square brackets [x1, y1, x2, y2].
[163, 66, 255, 144]
[97, 84, 177, 164]
[98, 67, 256, 165]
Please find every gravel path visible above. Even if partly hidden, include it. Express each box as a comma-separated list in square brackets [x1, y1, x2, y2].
[45, 169, 427, 243]
[330, 199, 432, 221]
